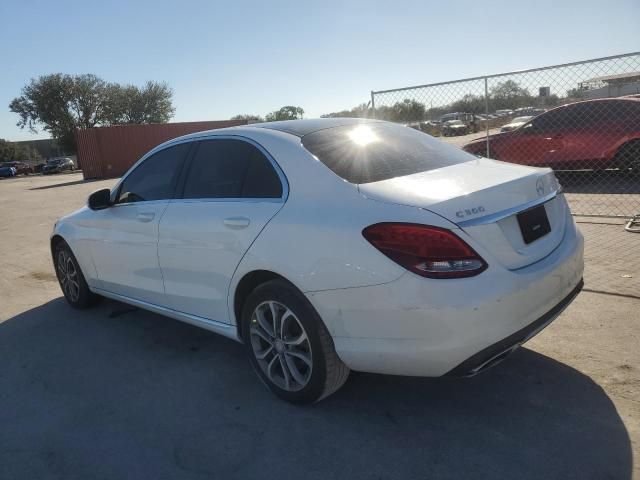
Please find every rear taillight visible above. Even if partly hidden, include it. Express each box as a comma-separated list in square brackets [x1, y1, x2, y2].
[362, 223, 487, 279]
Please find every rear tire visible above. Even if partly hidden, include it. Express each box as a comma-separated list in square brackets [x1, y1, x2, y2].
[241, 279, 349, 404]
[54, 241, 101, 309]
[616, 140, 640, 177]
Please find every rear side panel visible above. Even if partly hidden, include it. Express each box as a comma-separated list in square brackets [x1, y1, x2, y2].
[227, 130, 460, 325]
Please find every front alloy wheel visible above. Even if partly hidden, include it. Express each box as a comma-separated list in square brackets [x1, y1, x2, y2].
[54, 240, 101, 309]
[56, 248, 81, 303]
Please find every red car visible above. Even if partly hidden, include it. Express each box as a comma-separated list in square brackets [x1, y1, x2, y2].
[463, 97, 640, 172]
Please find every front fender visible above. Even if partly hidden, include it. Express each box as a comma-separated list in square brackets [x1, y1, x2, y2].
[52, 214, 100, 288]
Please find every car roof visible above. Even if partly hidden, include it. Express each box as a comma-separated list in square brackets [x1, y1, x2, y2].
[249, 118, 383, 137]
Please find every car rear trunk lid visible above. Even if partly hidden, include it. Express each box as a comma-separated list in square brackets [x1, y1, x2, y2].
[358, 158, 567, 270]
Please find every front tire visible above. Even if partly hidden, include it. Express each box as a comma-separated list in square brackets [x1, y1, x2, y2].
[241, 280, 349, 404]
[54, 241, 101, 309]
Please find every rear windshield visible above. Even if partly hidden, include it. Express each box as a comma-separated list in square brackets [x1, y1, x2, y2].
[301, 122, 475, 184]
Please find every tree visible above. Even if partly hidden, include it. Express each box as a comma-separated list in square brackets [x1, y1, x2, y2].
[231, 114, 264, 123]
[0, 139, 42, 162]
[321, 103, 370, 118]
[450, 94, 485, 114]
[383, 99, 426, 122]
[103, 81, 174, 125]
[490, 80, 533, 110]
[10, 74, 175, 152]
[265, 106, 304, 122]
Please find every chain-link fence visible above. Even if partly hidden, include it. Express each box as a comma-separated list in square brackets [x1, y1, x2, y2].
[371, 52, 640, 297]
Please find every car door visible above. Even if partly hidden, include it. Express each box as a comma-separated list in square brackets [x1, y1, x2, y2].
[89, 142, 191, 306]
[500, 109, 565, 166]
[158, 137, 286, 322]
[542, 103, 598, 168]
[564, 100, 632, 169]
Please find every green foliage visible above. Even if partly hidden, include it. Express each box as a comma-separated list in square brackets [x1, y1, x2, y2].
[265, 106, 304, 122]
[450, 94, 486, 114]
[231, 114, 264, 123]
[103, 81, 175, 125]
[9, 74, 175, 153]
[0, 139, 42, 162]
[490, 80, 533, 110]
[321, 103, 370, 118]
[371, 99, 427, 123]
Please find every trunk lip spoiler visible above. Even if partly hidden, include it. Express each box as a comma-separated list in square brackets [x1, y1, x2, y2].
[456, 189, 561, 228]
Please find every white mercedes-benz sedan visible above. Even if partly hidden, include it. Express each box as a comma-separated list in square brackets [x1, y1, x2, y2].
[51, 118, 584, 403]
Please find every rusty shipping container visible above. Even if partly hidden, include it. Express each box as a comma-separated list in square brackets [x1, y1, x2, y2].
[76, 120, 247, 180]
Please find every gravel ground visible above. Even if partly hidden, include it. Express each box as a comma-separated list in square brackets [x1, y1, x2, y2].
[1, 172, 638, 479]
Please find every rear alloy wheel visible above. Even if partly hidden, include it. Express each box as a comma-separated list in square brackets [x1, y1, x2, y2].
[250, 301, 313, 392]
[242, 280, 349, 404]
[54, 241, 101, 309]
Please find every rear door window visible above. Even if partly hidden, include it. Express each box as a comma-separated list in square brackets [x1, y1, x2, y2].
[182, 139, 282, 199]
[301, 122, 475, 184]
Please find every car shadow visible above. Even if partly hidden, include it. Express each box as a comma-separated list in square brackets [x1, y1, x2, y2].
[557, 170, 640, 194]
[0, 298, 632, 480]
[29, 178, 100, 190]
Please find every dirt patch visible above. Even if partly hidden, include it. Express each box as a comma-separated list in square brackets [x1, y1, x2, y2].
[26, 271, 57, 282]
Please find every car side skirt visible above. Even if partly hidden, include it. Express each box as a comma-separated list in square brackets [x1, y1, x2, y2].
[92, 287, 242, 342]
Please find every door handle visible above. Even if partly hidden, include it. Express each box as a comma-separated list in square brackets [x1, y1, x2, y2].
[136, 212, 155, 223]
[223, 217, 250, 229]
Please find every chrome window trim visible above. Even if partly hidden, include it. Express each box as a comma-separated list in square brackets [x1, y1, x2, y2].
[169, 198, 284, 205]
[456, 189, 560, 228]
[111, 134, 289, 206]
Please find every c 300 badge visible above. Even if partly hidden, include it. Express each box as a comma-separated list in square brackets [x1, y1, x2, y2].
[456, 206, 486, 218]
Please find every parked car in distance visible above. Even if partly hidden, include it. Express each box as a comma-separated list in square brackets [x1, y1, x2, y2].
[2, 161, 35, 175]
[51, 118, 584, 404]
[501, 116, 535, 132]
[512, 107, 545, 117]
[463, 98, 640, 172]
[495, 109, 514, 117]
[43, 157, 75, 174]
[442, 119, 469, 136]
[0, 165, 17, 178]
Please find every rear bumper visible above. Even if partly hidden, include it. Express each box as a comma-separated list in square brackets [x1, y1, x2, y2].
[306, 219, 584, 376]
[445, 278, 583, 376]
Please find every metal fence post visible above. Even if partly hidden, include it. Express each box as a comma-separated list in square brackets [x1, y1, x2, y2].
[370, 91, 376, 119]
[484, 77, 490, 158]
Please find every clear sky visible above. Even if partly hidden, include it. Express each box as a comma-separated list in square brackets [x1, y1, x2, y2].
[1, 0, 638, 141]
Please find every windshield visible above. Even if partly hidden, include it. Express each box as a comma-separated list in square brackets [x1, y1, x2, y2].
[512, 116, 533, 123]
[301, 123, 475, 184]
[47, 158, 63, 164]
[446, 120, 464, 126]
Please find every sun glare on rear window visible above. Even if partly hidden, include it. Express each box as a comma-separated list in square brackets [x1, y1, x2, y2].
[347, 125, 380, 147]
[301, 123, 476, 184]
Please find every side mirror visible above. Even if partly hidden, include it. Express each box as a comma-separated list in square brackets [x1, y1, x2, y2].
[88, 188, 112, 210]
